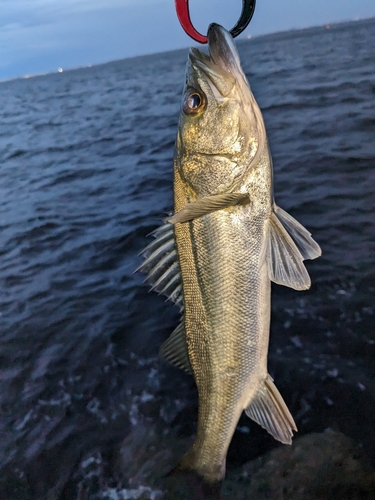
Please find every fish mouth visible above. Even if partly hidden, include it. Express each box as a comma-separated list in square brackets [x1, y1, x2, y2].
[187, 24, 242, 97]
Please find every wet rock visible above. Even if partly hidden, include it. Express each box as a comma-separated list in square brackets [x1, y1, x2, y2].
[114, 423, 192, 485]
[115, 427, 375, 500]
[224, 430, 375, 500]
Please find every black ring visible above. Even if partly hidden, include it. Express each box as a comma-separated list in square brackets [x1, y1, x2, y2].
[230, 0, 256, 38]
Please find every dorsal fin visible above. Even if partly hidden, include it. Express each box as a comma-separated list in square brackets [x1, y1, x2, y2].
[137, 223, 189, 373]
[136, 223, 183, 309]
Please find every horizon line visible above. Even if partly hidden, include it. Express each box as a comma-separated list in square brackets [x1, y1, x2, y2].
[1, 15, 374, 85]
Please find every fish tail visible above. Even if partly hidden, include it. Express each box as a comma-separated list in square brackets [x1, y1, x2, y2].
[165, 446, 224, 495]
[166, 454, 223, 500]
[179, 445, 226, 481]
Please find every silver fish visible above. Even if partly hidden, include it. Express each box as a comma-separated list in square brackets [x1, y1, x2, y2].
[137, 23, 321, 485]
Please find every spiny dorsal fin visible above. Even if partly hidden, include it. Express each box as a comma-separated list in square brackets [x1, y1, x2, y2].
[245, 375, 297, 444]
[135, 223, 183, 308]
[266, 211, 311, 290]
[167, 192, 249, 224]
[159, 322, 192, 374]
[274, 205, 321, 260]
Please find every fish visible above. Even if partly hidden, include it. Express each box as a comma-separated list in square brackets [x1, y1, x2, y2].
[136, 23, 321, 486]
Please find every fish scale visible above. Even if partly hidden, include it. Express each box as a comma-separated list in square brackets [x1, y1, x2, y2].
[174, 149, 272, 482]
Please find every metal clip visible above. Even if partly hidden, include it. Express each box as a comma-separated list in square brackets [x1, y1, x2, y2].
[174, 0, 256, 43]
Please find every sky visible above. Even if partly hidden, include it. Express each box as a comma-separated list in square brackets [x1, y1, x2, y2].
[1, 0, 375, 80]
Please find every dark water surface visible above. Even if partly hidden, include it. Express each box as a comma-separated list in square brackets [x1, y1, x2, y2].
[1, 18, 375, 499]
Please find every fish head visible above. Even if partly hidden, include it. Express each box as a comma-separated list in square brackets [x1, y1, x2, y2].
[176, 23, 266, 197]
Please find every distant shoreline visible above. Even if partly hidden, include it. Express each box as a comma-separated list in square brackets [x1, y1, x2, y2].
[1, 16, 374, 84]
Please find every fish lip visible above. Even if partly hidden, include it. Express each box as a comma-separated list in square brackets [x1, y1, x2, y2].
[187, 23, 236, 74]
[188, 23, 237, 73]
[188, 22, 237, 75]
[207, 23, 240, 73]
[207, 23, 237, 55]
[187, 24, 241, 96]
[188, 47, 212, 72]
[187, 48, 221, 92]
[207, 22, 230, 48]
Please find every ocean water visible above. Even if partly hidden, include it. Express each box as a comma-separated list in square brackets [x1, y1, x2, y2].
[1, 18, 374, 499]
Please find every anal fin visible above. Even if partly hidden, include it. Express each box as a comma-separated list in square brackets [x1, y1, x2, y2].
[245, 375, 297, 445]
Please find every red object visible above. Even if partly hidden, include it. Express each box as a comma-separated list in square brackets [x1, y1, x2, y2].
[175, 0, 208, 43]
[174, 0, 256, 44]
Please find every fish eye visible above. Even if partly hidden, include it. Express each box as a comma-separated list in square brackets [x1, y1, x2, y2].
[183, 89, 206, 115]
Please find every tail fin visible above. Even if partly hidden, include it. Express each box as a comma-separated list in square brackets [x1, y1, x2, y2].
[245, 374, 297, 444]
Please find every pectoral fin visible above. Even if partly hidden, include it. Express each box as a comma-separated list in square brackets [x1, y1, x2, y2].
[266, 210, 312, 290]
[167, 193, 249, 224]
[245, 375, 297, 445]
[159, 322, 192, 374]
